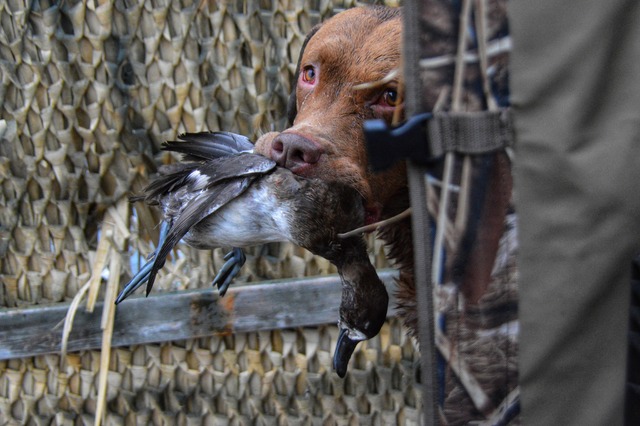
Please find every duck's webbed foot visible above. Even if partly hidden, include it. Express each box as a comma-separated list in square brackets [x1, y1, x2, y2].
[212, 247, 246, 297]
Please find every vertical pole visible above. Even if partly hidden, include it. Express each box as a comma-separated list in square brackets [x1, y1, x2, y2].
[408, 165, 440, 426]
[403, 1, 439, 424]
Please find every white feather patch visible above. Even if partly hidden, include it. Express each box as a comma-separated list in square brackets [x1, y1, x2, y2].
[188, 169, 210, 189]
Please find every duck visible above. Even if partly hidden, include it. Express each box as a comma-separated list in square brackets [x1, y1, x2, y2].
[115, 132, 388, 377]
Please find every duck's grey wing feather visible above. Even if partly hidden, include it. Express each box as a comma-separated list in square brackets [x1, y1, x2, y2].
[141, 154, 275, 203]
[196, 154, 275, 185]
[137, 163, 198, 202]
[163, 132, 255, 161]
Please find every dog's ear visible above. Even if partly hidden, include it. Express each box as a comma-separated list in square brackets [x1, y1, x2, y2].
[287, 24, 322, 125]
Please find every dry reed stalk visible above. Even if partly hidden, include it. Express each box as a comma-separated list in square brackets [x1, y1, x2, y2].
[436, 329, 493, 415]
[60, 281, 92, 365]
[474, 0, 499, 112]
[431, 153, 456, 285]
[352, 69, 400, 91]
[95, 199, 130, 425]
[60, 218, 114, 365]
[431, 0, 473, 288]
[338, 208, 412, 239]
[94, 252, 119, 426]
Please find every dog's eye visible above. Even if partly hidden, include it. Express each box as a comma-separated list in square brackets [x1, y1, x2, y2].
[301, 66, 316, 84]
[382, 89, 399, 107]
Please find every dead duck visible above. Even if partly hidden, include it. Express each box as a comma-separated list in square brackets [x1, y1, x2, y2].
[116, 132, 388, 376]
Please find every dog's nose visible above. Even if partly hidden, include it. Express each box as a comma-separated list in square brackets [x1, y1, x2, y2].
[271, 133, 323, 173]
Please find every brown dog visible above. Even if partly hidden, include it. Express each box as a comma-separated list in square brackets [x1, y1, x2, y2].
[254, 5, 510, 335]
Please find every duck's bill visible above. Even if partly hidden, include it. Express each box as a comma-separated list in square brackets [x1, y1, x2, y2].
[333, 327, 363, 378]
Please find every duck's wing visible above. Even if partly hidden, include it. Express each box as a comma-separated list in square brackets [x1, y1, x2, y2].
[163, 132, 254, 161]
[119, 178, 248, 302]
[141, 153, 275, 203]
[144, 153, 275, 295]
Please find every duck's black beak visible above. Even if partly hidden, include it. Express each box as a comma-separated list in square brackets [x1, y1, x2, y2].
[333, 327, 360, 378]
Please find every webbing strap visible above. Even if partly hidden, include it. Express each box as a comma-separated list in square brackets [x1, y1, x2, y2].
[402, 0, 440, 423]
[428, 109, 514, 157]
[364, 109, 514, 172]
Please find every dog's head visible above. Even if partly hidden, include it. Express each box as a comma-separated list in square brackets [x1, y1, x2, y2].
[254, 6, 404, 225]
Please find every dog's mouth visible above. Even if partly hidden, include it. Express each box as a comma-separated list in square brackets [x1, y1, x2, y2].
[253, 131, 382, 227]
[364, 202, 381, 226]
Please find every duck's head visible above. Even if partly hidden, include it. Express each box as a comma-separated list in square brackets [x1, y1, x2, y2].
[333, 249, 389, 378]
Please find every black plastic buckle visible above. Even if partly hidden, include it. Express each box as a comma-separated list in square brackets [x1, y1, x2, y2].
[364, 113, 434, 172]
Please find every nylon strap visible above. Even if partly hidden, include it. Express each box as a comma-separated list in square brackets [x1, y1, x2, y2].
[403, 0, 440, 424]
[428, 109, 514, 158]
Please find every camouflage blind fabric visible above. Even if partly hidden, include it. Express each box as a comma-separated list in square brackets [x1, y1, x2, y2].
[0, 0, 422, 424]
[1, 320, 422, 424]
